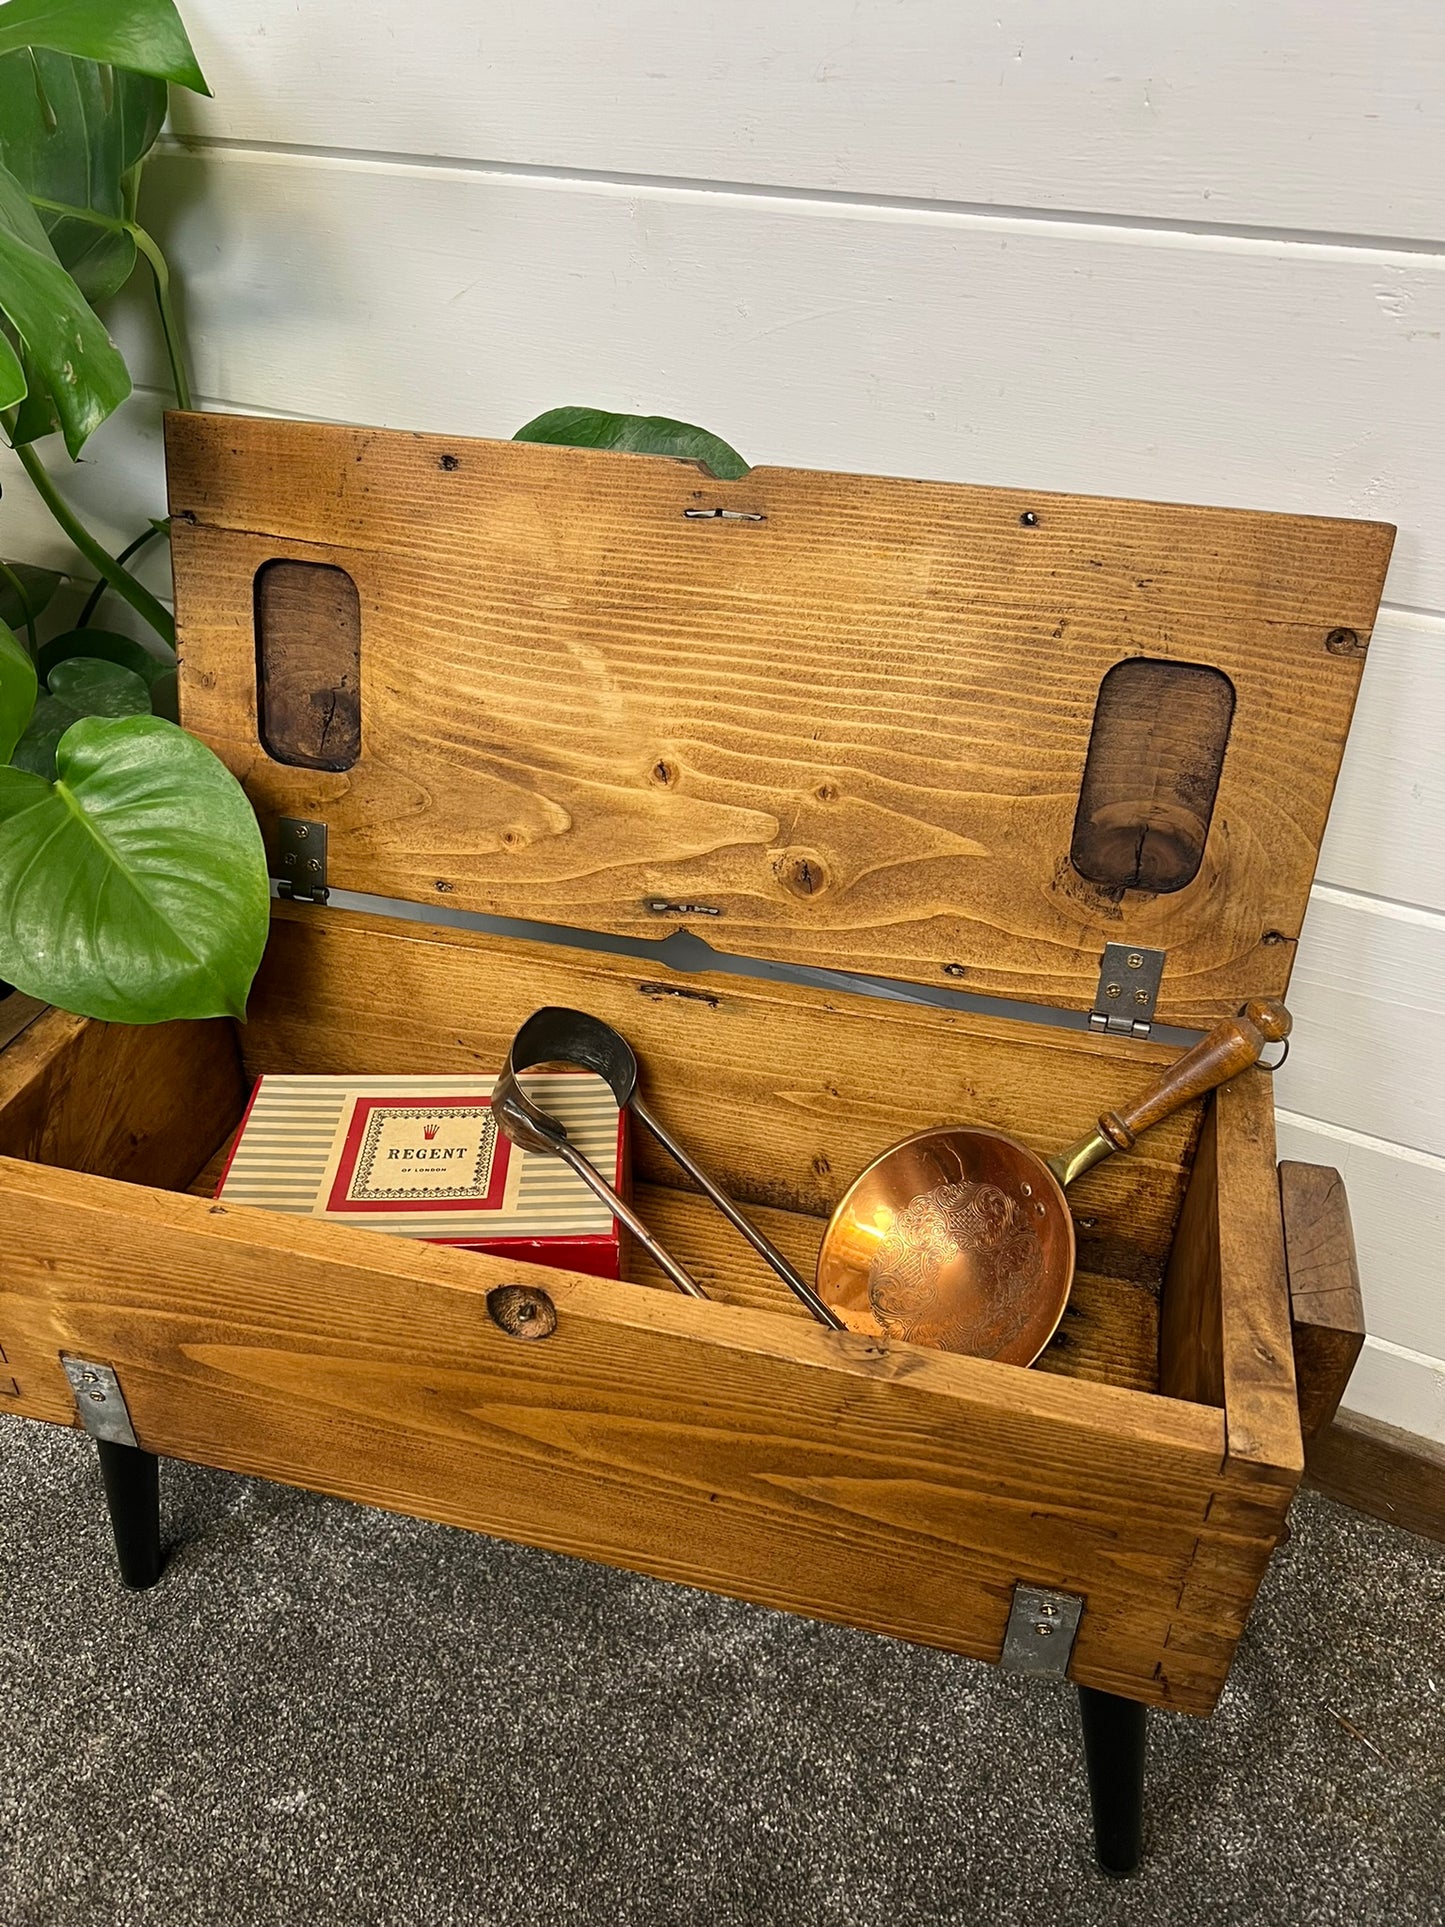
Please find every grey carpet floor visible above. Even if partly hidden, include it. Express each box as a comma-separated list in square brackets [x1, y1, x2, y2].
[1, 1416, 1441, 1927]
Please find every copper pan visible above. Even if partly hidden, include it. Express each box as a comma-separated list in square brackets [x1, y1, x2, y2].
[814, 999, 1291, 1366]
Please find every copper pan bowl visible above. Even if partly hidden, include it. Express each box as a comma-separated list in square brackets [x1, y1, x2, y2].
[815, 1000, 1291, 1367]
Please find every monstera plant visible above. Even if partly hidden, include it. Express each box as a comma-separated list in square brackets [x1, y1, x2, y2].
[0, 0, 267, 1024]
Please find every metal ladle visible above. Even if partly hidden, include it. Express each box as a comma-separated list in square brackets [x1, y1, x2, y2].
[813, 999, 1291, 1366]
[492, 1007, 845, 1329]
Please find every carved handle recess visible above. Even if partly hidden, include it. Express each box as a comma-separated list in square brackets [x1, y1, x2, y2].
[1098, 999, 1292, 1151]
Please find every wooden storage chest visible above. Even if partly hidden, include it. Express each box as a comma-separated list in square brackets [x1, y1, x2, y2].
[0, 416, 1390, 1862]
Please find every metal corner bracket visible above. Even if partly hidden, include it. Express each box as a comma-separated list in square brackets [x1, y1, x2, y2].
[1000, 1583, 1084, 1681]
[1090, 942, 1165, 1037]
[61, 1356, 140, 1448]
[276, 817, 330, 904]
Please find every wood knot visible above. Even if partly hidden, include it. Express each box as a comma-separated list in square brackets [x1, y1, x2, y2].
[652, 760, 678, 787]
[438, 453, 461, 471]
[487, 1284, 557, 1340]
[814, 782, 840, 804]
[776, 849, 829, 899]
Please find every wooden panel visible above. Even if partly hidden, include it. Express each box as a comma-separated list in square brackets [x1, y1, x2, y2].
[1159, 1105, 1225, 1410]
[168, 413, 1390, 1027]
[1305, 1411, 1445, 1545]
[166, 2, 1445, 240]
[0, 1156, 1275, 1711]
[0, 1008, 244, 1190]
[1281, 1162, 1365, 1444]
[0, 991, 47, 1053]
[184, 1122, 1160, 1394]
[1208, 1073, 1301, 1482]
[1069, 659, 1234, 895]
[1161, 1077, 1304, 1484]
[254, 558, 362, 770]
[12, 405, 1440, 922]
[241, 903, 1202, 1279]
[1276, 1114, 1445, 1368]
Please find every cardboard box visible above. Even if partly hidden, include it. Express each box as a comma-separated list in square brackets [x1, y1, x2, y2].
[217, 1072, 626, 1277]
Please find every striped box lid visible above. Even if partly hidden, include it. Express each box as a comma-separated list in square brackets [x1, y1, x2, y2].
[217, 1073, 624, 1251]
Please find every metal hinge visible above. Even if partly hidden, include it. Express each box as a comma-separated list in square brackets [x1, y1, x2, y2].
[61, 1356, 140, 1448]
[275, 817, 330, 904]
[1090, 942, 1165, 1037]
[1000, 1583, 1084, 1681]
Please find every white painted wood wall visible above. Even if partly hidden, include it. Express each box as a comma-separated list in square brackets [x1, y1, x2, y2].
[5, 4, 1442, 1439]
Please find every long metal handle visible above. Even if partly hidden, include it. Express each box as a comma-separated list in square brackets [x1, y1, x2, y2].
[550, 1136, 710, 1300]
[631, 1096, 846, 1330]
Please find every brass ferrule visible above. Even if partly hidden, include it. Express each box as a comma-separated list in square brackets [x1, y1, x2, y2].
[1044, 1129, 1116, 1191]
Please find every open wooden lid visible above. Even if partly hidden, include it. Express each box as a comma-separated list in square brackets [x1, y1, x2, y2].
[167, 413, 1393, 1030]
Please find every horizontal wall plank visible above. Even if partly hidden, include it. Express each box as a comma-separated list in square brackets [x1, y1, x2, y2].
[1275, 1114, 1445, 1363]
[167, 2, 1445, 242]
[1336, 1336, 1445, 1446]
[1316, 608, 1445, 913]
[1278, 891, 1445, 1158]
[109, 151, 1443, 608]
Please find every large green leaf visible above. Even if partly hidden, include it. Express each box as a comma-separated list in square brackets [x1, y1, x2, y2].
[0, 714, 268, 1023]
[513, 407, 750, 480]
[0, 325, 22, 405]
[0, 157, 130, 453]
[48, 652, 150, 715]
[11, 649, 152, 777]
[0, 557, 64, 634]
[0, 0, 208, 93]
[38, 625, 173, 688]
[0, 49, 166, 307]
[0, 614, 36, 758]
[9, 689, 73, 776]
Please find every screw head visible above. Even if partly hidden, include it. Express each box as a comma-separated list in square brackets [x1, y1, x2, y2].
[87, 1389, 105, 1403]
[1106, 983, 1121, 999]
[1127, 952, 1144, 969]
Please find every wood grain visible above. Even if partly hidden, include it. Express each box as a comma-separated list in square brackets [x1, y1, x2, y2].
[0, 1154, 1276, 1711]
[1070, 658, 1234, 895]
[186, 1128, 1161, 1394]
[1305, 1410, 1445, 1545]
[1161, 1074, 1304, 1484]
[254, 558, 362, 770]
[243, 902, 1202, 1279]
[167, 413, 1392, 1027]
[0, 1008, 244, 1190]
[0, 991, 47, 1054]
[1282, 1162, 1365, 1444]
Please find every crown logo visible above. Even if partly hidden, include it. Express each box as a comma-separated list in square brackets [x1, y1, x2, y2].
[422, 1123, 440, 1141]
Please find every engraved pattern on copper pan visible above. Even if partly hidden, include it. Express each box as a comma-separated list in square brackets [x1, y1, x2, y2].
[816, 1126, 1075, 1368]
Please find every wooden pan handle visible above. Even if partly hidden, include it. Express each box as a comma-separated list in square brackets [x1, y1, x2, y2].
[1097, 999, 1292, 1152]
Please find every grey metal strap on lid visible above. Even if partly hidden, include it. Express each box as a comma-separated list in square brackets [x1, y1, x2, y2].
[493, 1007, 844, 1328]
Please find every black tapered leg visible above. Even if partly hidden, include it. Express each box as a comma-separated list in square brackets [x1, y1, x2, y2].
[1077, 1686, 1147, 1875]
[95, 1440, 163, 1591]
